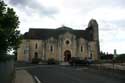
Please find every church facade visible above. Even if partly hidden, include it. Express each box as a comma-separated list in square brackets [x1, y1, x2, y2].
[17, 19, 100, 62]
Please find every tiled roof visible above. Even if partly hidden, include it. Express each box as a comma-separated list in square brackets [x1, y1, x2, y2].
[23, 26, 93, 41]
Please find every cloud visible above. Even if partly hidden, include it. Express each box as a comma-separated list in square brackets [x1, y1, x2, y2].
[7, 0, 59, 17]
[89, 8, 125, 21]
[8, 0, 40, 8]
[99, 30, 125, 54]
[110, 20, 125, 30]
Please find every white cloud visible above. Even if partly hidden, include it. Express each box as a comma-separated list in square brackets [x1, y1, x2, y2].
[99, 27, 125, 54]
[86, 7, 125, 21]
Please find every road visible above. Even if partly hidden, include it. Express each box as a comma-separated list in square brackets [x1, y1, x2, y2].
[21, 65, 125, 83]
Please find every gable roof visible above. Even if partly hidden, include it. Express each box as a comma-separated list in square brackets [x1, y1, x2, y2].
[23, 26, 93, 41]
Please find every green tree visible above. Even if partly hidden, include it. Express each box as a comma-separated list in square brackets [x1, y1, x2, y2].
[0, 0, 21, 61]
[115, 54, 125, 63]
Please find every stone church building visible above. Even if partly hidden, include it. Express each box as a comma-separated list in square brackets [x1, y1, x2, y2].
[17, 19, 100, 63]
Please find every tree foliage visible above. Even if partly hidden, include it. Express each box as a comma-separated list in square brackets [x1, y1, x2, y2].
[115, 54, 125, 62]
[100, 51, 113, 60]
[0, 0, 21, 59]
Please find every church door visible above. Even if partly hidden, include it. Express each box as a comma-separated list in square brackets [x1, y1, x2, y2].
[64, 50, 71, 62]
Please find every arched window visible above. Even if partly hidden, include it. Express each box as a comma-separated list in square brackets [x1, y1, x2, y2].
[90, 53, 92, 59]
[35, 43, 37, 49]
[50, 46, 53, 52]
[81, 46, 84, 52]
[50, 45, 54, 52]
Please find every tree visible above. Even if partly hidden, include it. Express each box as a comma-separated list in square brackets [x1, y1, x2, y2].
[0, 0, 21, 61]
[115, 54, 125, 63]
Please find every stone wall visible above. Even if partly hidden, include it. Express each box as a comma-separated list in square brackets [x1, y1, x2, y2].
[88, 41, 98, 60]
[0, 60, 15, 83]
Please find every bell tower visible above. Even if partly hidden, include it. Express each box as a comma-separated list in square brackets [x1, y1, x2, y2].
[87, 19, 100, 60]
[88, 19, 99, 41]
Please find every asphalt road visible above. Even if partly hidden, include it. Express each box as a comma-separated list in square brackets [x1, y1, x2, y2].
[25, 65, 124, 83]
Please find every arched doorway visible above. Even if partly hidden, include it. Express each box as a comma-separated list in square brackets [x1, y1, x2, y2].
[64, 50, 71, 62]
[34, 52, 38, 59]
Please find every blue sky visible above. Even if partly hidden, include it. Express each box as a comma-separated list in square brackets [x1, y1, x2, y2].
[5, 0, 125, 54]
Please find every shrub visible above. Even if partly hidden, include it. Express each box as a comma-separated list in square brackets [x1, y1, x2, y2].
[115, 54, 125, 63]
[0, 54, 15, 62]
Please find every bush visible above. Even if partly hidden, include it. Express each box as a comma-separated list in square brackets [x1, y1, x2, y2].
[47, 58, 58, 64]
[0, 54, 15, 62]
[115, 54, 125, 63]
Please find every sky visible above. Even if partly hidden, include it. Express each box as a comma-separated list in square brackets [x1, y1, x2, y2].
[4, 0, 125, 54]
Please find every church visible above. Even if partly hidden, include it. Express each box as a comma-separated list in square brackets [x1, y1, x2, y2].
[17, 19, 100, 63]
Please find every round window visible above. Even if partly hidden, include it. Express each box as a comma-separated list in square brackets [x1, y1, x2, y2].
[65, 40, 70, 45]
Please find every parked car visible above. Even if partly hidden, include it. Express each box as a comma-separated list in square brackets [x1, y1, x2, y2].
[47, 58, 58, 64]
[32, 58, 40, 64]
[69, 57, 88, 66]
[87, 58, 93, 64]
